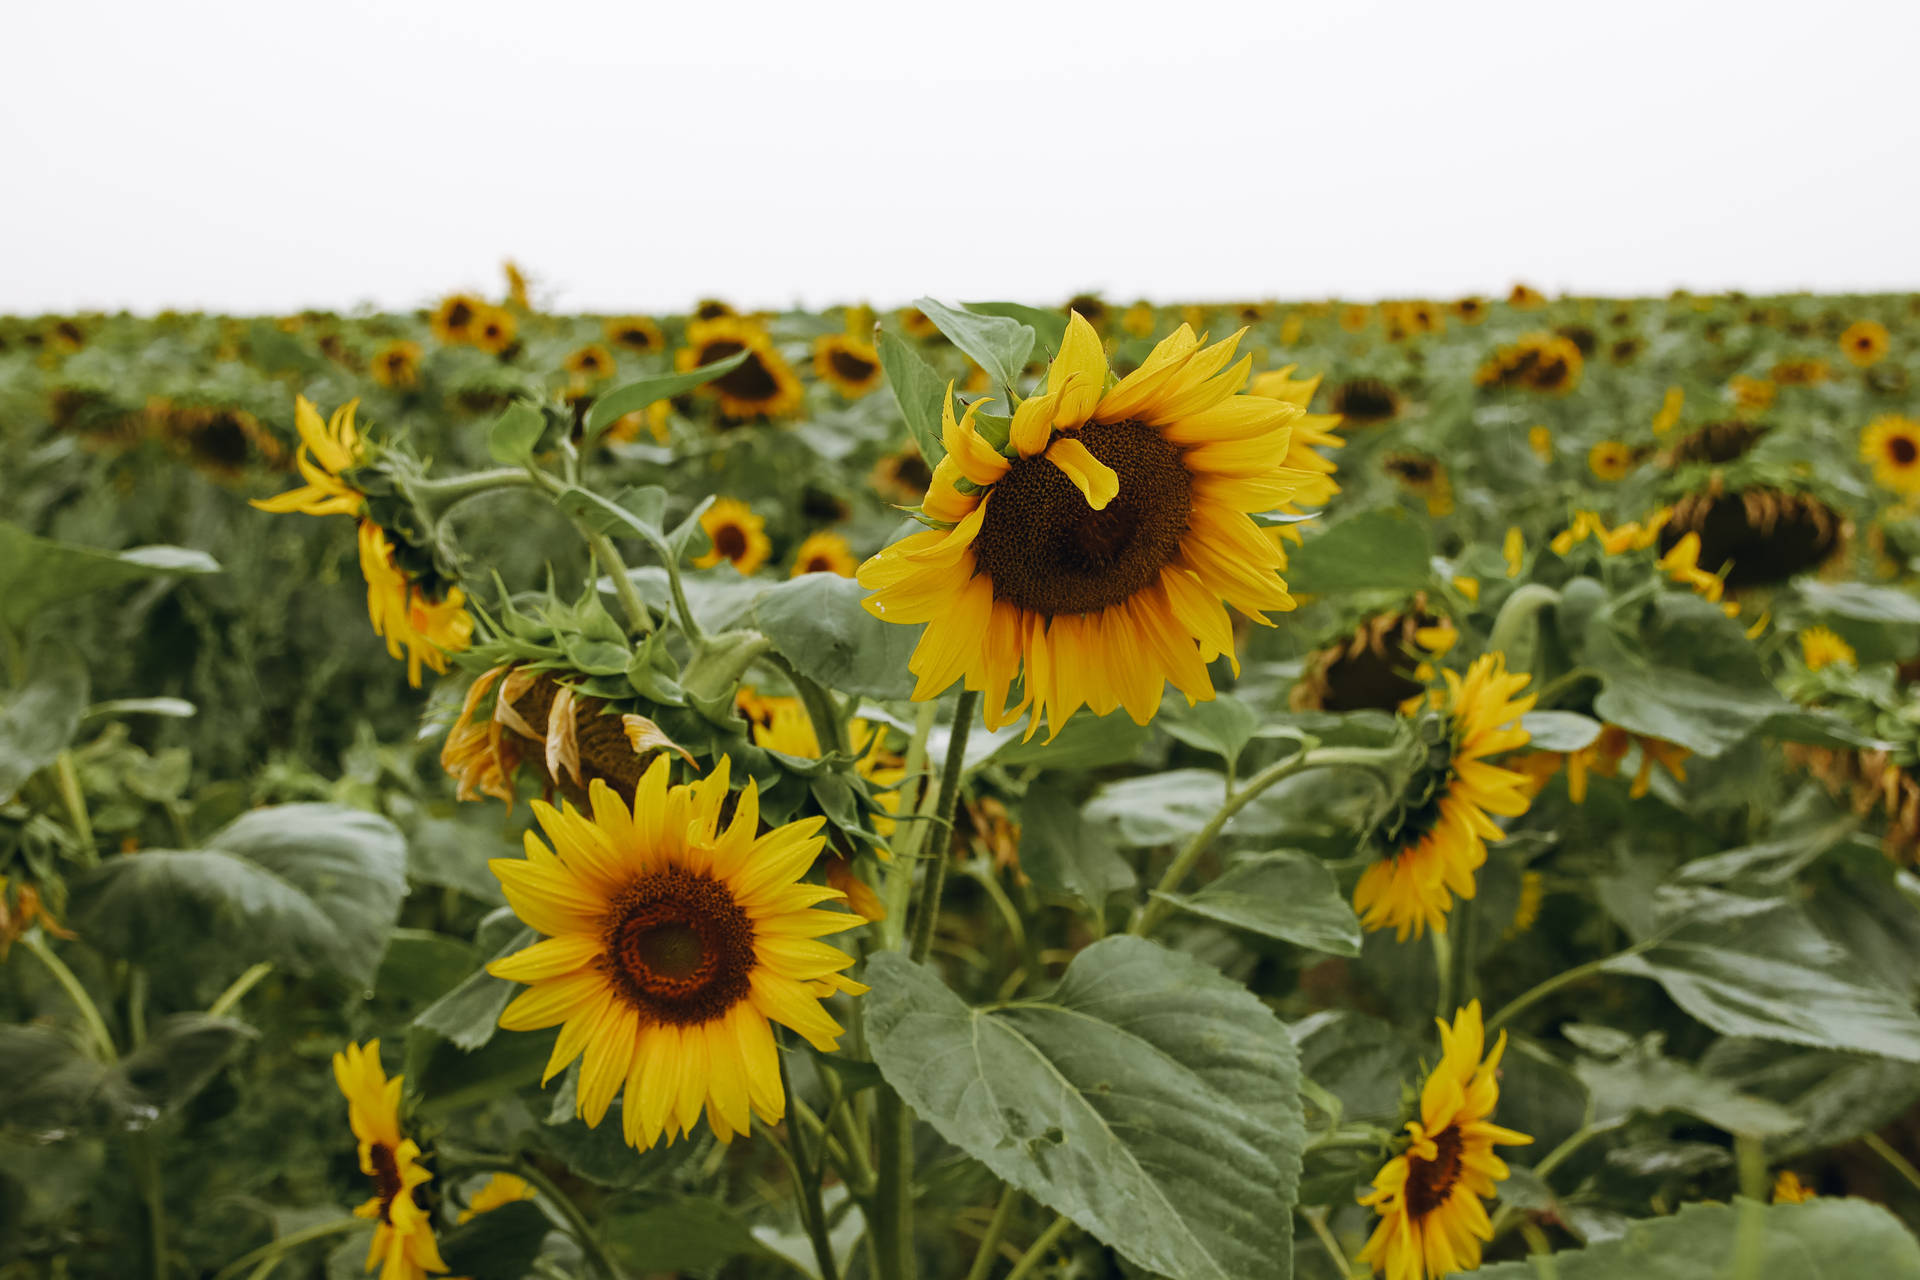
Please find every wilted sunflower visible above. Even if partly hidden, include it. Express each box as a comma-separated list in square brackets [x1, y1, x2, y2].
[1659, 488, 1846, 590]
[1356, 1001, 1531, 1280]
[1473, 333, 1583, 395]
[813, 333, 884, 399]
[1861, 415, 1920, 496]
[1587, 440, 1633, 482]
[1800, 626, 1856, 671]
[858, 316, 1307, 738]
[677, 318, 804, 420]
[358, 521, 473, 686]
[332, 1041, 448, 1280]
[790, 531, 857, 577]
[159, 403, 283, 480]
[430, 294, 485, 346]
[1841, 320, 1890, 367]
[251, 396, 365, 516]
[564, 343, 616, 383]
[694, 499, 772, 575]
[604, 315, 665, 355]
[1331, 377, 1402, 426]
[1355, 654, 1534, 939]
[1385, 453, 1453, 517]
[486, 758, 866, 1148]
[1250, 366, 1344, 509]
[371, 341, 423, 389]
[1290, 601, 1443, 714]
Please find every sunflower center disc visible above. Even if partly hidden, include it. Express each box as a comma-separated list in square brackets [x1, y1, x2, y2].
[714, 523, 749, 560]
[369, 1142, 404, 1222]
[700, 340, 781, 402]
[1893, 437, 1918, 465]
[972, 419, 1191, 616]
[445, 301, 473, 331]
[1404, 1126, 1465, 1219]
[829, 349, 876, 383]
[604, 866, 755, 1025]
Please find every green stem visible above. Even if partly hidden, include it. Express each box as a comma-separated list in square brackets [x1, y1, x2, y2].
[1486, 583, 1561, 662]
[523, 461, 653, 636]
[450, 1156, 627, 1280]
[54, 751, 96, 861]
[1519, 1222, 1560, 1279]
[1485, 940, 1655, 1035]
[1431, 926, 1454, 1019]
[208, 963, 274, 1018]
[1306, 1125, 1395, 1154]
[22, 931, 117, 1060]
[963, 1186, 1021, 1280]
[1732, 1135, 1767, 1280]
[1490, 1120, 1610, 1238]
[408, 468, 536, 515]
[1004, 1216, 1073, 1280]
[779, 1051, 841, 1280]
[208, 1218, 364, 1280]
[132, 1133, 168, 1280]
[880, 704, 940, 950]
[1863, 1133, 1920, 1198]
[1302, 1207, 1354, 1278]
[909, 689, 979, 965]
[1130, 745, 1404, 937]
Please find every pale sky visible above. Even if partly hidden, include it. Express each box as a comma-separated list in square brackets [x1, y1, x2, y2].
[5, 0, 1918, 315]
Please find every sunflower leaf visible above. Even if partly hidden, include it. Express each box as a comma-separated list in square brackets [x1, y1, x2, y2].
[582, 350, 751, 444]
[436, 1200, 550, 1280]
[967, 301, 1070, 355]
[0, 520, 219, 631]
[1152, 851, 1362, 956]
[486, 401, 547, 465]
[1015, 784, 1135, 911]
[866, 936, 1305, 1280]
[752, 574, 920, 701]
[0, 648, 87, 803]
[875, 330, 948, 467]
[1282, 508, 1435, 595]
[913, 297, 1035, 398]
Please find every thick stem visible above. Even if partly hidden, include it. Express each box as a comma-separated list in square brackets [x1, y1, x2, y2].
[963, 1185, 1021, 1280]
[909, 689, 979, 965]
[583, 525, 654, 637]
[1302, 1207, 1355, 1278]
[22, 931, 117, 1060]
[779, 1052, 842, 1280]
[1431, 926, 1454, 1018]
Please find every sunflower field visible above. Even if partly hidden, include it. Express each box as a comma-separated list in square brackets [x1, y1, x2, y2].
[7, 283, 1920, 1280]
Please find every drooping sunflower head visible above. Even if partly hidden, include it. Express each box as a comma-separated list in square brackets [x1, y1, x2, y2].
[357, 520, 473, 687]
[604, 315, 665, 355]
[1354, 654, 1534, 940]
[371, 341, 423, 390]
[160, 402, 284, 480]
[694, 498, 772, 575]
[677, 317, 804, 421]
[1861, 415, 1920, 495]
[486, 757, 866, 1148]
[564, 343, 616, 383]
[871, 445, 933, 505]
[1289, 600, 1446, 714]
[1658, 487, 1847, 591]
[430, 293, 485, 345]
[1841, 319, 1890, 367]
[791, 531, 857, 578]
[1664, 419, 1769, 469]
[858, 315, 1307, 739]
[813, 333, 884, 399]
[331, 1041, 448, 1280]
[1357, 1001, 1531, 1280]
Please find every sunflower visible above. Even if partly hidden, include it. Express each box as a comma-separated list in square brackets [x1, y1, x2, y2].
[564, 343, 616, 383]
[1331, 377, 1402, 425]
[358, 521, 473, 687]
[1250, 366, 1343, 508]
[371, 342, 423, 389]
[458, 1173, 535, 1223]
[1356, 1001, 1531, 1280]
[813, 333, 884, 399]
[1450, 296, 1488, 325]
[1504, 870, 1544, 938]
[602, 402, 672, 445]
[604, 315, 665, 355]
[694, 299, 737, 321]
[503, 261, 531, 310]
[160, 403, 283, 480]
[430, 294, 485, 345]
[1841, 320, 1890, 367]
[1557, 725, 1689, 802]
[1121, 303, 1156, 338]
[486, 758, 866, 1148]
[1664, 420, 1769, 467]
[1354, 654, 1534, 940]
[857, 316, 1306, 739]
[691, 498, 772, 575]
[1861, 415, 1920, 495]
[471, 306, 517, 356]
[1773, 1171, 1816, 1205]
[332, 1041, 448, 1280]
[1508, 283, 1546, 309]
[677, 317, 804, 420]
[1587, 440, 1633, 482]
[1473, 333, 1583, 395]
[440, 666, 519, 805]
[899, 307, 940, 341]
[1503, 527, 1525, 577]
[1652, 385, 1685, 435]
[1659, 488, 1845, 591]
[1800, 626, 1856, 672]
[1524, 425, 1552, 462]
[1729, 374, 1775, 413]
[1290, 602, 1442, 714]
[790, 531, 857, 577]
[1385, 453, 1453, 517]
[1771, 358, 1829, 386]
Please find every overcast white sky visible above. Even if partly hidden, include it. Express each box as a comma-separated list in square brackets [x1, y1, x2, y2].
[5, 0, 1918, 315]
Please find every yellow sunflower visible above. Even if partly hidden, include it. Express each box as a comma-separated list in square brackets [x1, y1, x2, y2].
[1385, 454, 1454, 518]
[440, 666, 519, 805]
[1771, 358, 1829, 386]
[332, 1041, 449, 1280]
[604, 315, 665, 355]
[458, 1173, 534, 1223]
[1121, 302, 1156, 338]
[1250, 365, 1343, 509]
[564, 343, 616, 383]
[1451, 296, 1488, 325]
[1656, 532, 1725, 602]
[790, 531, 857, 578]
[1653, 385, 1685, 435]
[1841, 320, 1890, 367]
[471, 306, 518, 356]
[1473, 333, 1583, 395]
[1800, 625, 1856, 672]
[160, 403, 284, 480]
[430, 294, 485, 346]
[1357, 1002, 1531, 1280]
[677, 317, 804, 419]
[371, 341, 423, 390]
[1861, 415, 1920, 495]
[857, 316, 1306, 740]
[1558, 725, 1689, 802]
[1773, 1171, 1817, 1204]
[1507, 283, 1546, 309]
[1587, 440, 1633, 481]
[1338, 303, 1372, 333]
[486, 758, 865, 1148]
[813, 333, 884, 399]
[899, 307, 940, 340]
[1729, 375, 1775, 413]
[358, 521, 474, 687]
[252, 396, 366, 517]
[695, 299, 737, 321]
[694, 499, 772, 575]
[1354, 654, 1534, 940]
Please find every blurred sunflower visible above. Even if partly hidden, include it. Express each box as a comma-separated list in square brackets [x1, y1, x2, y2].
[1800, 626, 1856, 671]
[564, 343, 616, 383]
[1841, 320, 1890, 367]
[486, 758, 866, 1148]
[813, 333, 884, 399]
[1357, 1002, 1531, 1280]
[246, 397, 364, 515]
[1771, 357, 1829, 386]
[503, 260, 531, 310]
[1508, 283, 1546, 309]
[371, 341, 423, 389]
[1338, 303, 1372, 333]
[858, 316, 1306, 739]
[899, 307, 939, 341]
[471, 306, 517, 356]
[358, 521, 473, 687]
[1250, 365, 1343, 508]
[790, 531, 857, 577]
[1121, 302, 1156, 338]
[1473, 333, 1583, 395]
[160, 403, 283, 480]
[1861, 415, 1920, 495]
[1354, 654, 1534, 939]
[1557, 725, 1689, 802]
[1385, 453, 1453, 517]
[1331, 377, 1402, 426]
[604, 315, 665, 355]
[1587, 440, 1633, 482]
[1660, 488, 1845, 591]
[695, 299, 737, 321]
[694, 498, 771, 575]
[677, 318, 804, 419]
[1527, 425, 1553, 461]
[1729, 375, 1775, 413]
[1774, 1172, 1816, 1205]
[459, 1173, 534, 1223]
[1652, 385, 1685, 435]
[1450, 296, 1488, 325]
[430, 294, 485, 345]
[871, 445, 932, 505]
[332, 1041, 448, 1280]
[1290, 602, 1441, 713]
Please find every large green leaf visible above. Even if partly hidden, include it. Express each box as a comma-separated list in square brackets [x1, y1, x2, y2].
[874, 330, 948, 467]
[583, 349, 751, 442]
[0, 650, 87, 802]
[436, 1200, 551, 1280]
[73, 804, 407, 985]
[1701, 1037, 1920, 1159]
[1573, 1033, 1799, 1136]
[1282, 509, 1435, 595]
[967, 301, 1070, 354]
[0, 520, 220, 630]
[1083, 769, 1227, 847]
[1471, 1197, 1920, 1278]
[2, 1014, 253, 1131]
[752, 574, 919, 701]
[866, 936, 1305, 1280]
[1159, 694, 1259, 773]
[1015, 785, 1135, 910]
[604, 1196, 767, 1276]
[913, 298, 1035, 395]
[1153, 852, 1362, 956]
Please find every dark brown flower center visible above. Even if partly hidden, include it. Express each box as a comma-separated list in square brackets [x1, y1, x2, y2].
[714, 522, 749, 560]
[892, 452, 932, 491]
[829, 348, 878, 384]
[617, 326, 656, 351]
[369, 1142, 404, 1223]
[1890, 436, 1918, 466]
[1404, 1126, 1465, 1220]
[601, 866, 755, 1025]
[971, 419, 1190, 617]
[195, 414, 252, 466]
[699, 340, 781, 403]
[445, 301, 473, 332]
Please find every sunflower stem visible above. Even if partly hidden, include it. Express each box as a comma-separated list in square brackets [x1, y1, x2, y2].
[1484, 939, 1657, 1036]
[207, 1217, 364, 1280]
[963, 1184, 1021, 1280]
[449, 1156, 628, 1280]
[908, 688, 979, 965]
[208, 962, 273, 1018]
[880, 704, 940, 950]
[1863, 1132, 1920, 1198]
[522, 460, 654, 637]
[779, 1051, 842, 1280]
[21, 930, 117, 1061]
[54, 750, 96, 859]
[1431, 925, 1455, 1018]
[1130, 744, 1406, 937]
[407, 467, 536, 517]
[1302, 1207, 1357, 1278]
[131, 1131, 168, 1280]
[1003, 1215, 1073, 1280]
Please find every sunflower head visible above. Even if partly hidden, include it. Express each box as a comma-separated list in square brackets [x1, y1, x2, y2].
[677, 318, 804, 421]
[1771, 357, 1829, 386]
[1250, 365, 1343, 509]
[1290, 602, 1442, 714]
[332, 1041, 448, 1280]
[1841, 319, 1890, 367]
[486, 757, 866, 1148]
[791, 531, 857, 578]
[161, 403, 283, 480]
[1665, 419, 1769, 468]
[357, 520, 473, 687]
[1800, 625, 1856, 672]
[564, 343, 616, 383]
[1658, 487, 1846, 591]
[1862, 415, 1920, 495]
[1473, 333, 1583, 395]
[471, 306, 518, 357]
[813, 333, 884, 399]
[430, 293, 485, 345]
[1451, 296, 1488, 325]
[1587, 440, 1634, 482]
[371, 341, 423, 390]
[694, 498, 772, 575]
[899, 307, 940, 341]
[1330, 377, 1401, 425]
[604, 315, 665, 355]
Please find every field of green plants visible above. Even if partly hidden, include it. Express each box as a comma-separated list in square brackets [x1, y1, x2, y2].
[6, 283, 1920, 1280]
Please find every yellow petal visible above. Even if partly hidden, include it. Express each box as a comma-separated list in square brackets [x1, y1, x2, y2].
[1043, 437, 1119, 511]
